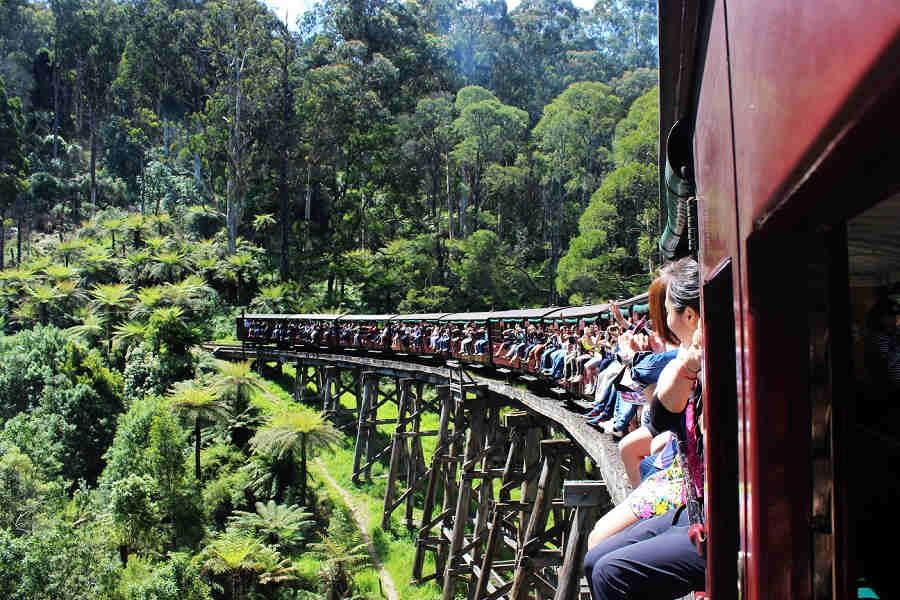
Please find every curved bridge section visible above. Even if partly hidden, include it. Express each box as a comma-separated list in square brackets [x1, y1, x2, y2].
[206, 343, 632, 600]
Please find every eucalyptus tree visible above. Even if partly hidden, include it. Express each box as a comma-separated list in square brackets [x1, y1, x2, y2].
[533, 81, 623, 301]
[556, 87, 659, 301]
[64, 0, 127, 219]
[451, 86, 529, 236]
[0, 75, 26, 270]
[200, 0, 282, 255]
[398, 93, 456, 222]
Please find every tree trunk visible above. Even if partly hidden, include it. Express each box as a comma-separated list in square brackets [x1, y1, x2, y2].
[226, 176, 237, 254]
[326, 270, 335, 306]
[299, 433, 307, 506]
[446, 158, 452, 240]
[195, 416, 202, 482]
[430, 162, 439, 218]
[0, 213, 5, 270]
[139, 156, 145, 216]
[279, 33, 293, 281]
[226, 46, 244, 256]
[15, 198, 22, 267]
[90, 109, 97, 213]
[16, 219, 21, 267]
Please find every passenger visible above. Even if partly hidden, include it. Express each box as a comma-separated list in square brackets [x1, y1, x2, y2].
[570, 326, 598, 382]
[543, 328, 574, 380]
[583, 257, 706, 600]
[503, 324, 526, 360]
[496, 323, 517, 356]
[474, 326, 489, 354]
[438, 326, 451, 352]
[460, 322, 476, 355]
[526, 325, 549, 368]
[540, 329, 561, 370]
[615, 277, 682, 486]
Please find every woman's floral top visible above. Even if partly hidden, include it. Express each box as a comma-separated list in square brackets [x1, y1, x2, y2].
[627, 454, 685, 519]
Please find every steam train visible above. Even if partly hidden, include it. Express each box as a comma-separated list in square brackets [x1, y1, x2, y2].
[236, 292, 648, 397]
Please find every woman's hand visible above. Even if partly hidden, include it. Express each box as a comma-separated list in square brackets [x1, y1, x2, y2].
[681, 321, 703, 373]
[648, 331, 665, 353]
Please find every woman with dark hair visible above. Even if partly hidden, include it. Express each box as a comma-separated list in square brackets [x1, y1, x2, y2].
[584, 257, 706, 599]
[616, 275, 680, 486]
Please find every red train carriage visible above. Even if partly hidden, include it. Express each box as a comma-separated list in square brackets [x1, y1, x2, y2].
[336, 314, 398, 351]
[437, 312, 492, 365]
[659, 1, 900, 597]
[485, 307, 560, 374]
[389, 313, 450, 355]
[238, 313, 343, 350]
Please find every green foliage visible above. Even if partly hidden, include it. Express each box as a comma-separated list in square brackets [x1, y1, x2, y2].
[228, 500, 314, 552]
[122, 344, 166, 401]
[556, 87, 660, 301]
[311, 504, 369, 600]
[110, 473, 162, 555]
[0, 75, 26, 230]
[0, 444, 63, 533]
[447, 229, 512, 310]
[101, 396, 171, 488]
[0, 521, 120, 600]
[118, 553, 212, 600]
[0, 326, 123, 483]
[199, 529, 297, 599]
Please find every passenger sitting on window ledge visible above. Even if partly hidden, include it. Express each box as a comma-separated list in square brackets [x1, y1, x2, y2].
[583, 257, 707, 600]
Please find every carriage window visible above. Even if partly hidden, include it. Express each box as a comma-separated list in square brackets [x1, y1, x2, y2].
[846, 191, 900, 599]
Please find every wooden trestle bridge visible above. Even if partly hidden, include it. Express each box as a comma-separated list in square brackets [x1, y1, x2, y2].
[205, 343, 633, 600]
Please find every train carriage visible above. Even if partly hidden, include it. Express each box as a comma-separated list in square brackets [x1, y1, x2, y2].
[389, 313, 450, 355]
[485, 307, 561, 374]
[237, 313, 344, 350]
[336, 314, 398, 352]
[437, 312, 492, 365]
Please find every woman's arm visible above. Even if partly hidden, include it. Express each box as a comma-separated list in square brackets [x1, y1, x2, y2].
[656, 325, 702, 414]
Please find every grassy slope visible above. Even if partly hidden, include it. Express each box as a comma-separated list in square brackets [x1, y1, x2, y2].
[263, 363, 442, 600]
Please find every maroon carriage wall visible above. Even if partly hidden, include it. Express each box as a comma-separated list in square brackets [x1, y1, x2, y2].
[661, 0, 900, 598]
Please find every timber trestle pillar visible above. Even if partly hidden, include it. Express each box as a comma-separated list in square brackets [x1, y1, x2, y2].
[381, 378, 431, 530]
[350, 371, 411, 485]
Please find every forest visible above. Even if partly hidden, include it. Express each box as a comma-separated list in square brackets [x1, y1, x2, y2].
[0, 0, 660, 598]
